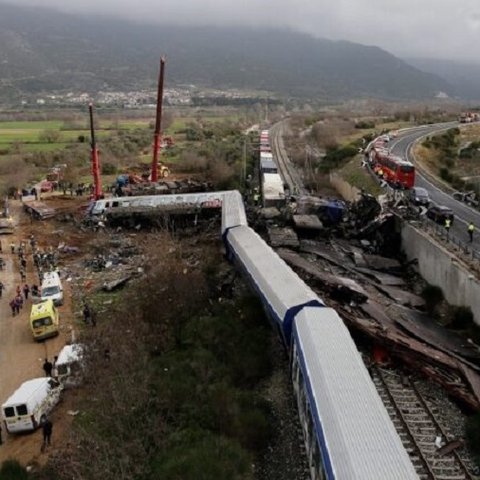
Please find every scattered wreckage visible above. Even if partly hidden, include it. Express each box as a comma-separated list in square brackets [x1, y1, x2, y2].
[253, 189, 480, 410]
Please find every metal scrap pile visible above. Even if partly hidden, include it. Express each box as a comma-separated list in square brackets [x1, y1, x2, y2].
[122, 179, 213, 197]
[277, 237, 480, 410]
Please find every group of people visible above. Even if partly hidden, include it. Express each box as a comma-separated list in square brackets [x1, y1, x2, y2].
[60, 181, 93, 197]
[443, 218, 476, 243]
[5, 237, 43, 316]
[42, 356, 58, 377]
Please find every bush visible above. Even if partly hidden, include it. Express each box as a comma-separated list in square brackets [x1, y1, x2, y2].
[355, 121, 375, 129]
[321, 145, 358, 173]
[101, 162, 117, 175]
[0, 460, 29, 480]
[421, 285, 444, 315]
[150, 429, 253, 480]
[439, 167, 453, 182]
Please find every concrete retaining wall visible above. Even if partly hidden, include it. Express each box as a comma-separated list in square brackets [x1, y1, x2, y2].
[401, 222, 480, 325]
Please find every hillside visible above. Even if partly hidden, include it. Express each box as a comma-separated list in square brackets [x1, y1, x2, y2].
[0, 3, 452, 102]
[406, 57, 480, 101]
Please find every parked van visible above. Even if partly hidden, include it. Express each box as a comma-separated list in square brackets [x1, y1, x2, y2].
[40, 271, 64, 306]
[30, 299, 59, 341]
[54, 344, 85, 387]
[2, 378, 62, 433]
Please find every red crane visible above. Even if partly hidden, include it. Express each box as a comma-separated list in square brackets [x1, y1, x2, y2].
[89, 103, 103, 200]
[151, 56, 166, 183]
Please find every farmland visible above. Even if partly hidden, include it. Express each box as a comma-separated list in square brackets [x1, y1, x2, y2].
[0, 119, 150, 154]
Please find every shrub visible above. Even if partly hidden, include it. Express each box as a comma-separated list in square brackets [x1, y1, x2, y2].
[355, 121, 375, 129]
[101, 162, 117, 175]
[0, 460, 29, 480]
[439, 167, 453, 182]
[150, 429, 253, 480]
[421, 285, 444, 315]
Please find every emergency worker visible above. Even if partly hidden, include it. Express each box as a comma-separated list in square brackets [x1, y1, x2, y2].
[468, 222, 475, 243]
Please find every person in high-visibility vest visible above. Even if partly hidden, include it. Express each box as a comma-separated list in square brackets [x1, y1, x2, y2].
[445, 217, 451, 232]
[378, 168, 384, 179]
[468, 222, 475, 243]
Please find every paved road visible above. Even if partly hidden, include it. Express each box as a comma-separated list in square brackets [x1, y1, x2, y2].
[389, 122, 480, 250]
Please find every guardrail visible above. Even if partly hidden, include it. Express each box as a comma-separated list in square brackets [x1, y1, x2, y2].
[364, 155, 480, 266]
[416, 216, 480, 265]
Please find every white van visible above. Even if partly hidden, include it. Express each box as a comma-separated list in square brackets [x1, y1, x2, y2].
[40, 271, 64, 306]
[2, 378, 62, 433]
[54, 344, 85, 387]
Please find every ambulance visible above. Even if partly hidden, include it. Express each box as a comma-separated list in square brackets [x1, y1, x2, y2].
[30, 299, 59, 341]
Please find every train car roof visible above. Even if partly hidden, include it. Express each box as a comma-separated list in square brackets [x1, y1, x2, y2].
[260, 160, 277, 172]
[294, 307, 418, 480]
[226, 226, 323, 335]
[221, 191, 247, 233]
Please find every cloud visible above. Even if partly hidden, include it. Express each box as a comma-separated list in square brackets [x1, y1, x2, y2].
[2, 0, 480, 61]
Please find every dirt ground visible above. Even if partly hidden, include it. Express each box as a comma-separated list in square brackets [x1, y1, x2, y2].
[0, 197, 87, 468]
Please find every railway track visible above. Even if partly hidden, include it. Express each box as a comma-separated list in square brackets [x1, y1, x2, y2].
[269, 121, 307, 196]
[371, 366, 474, 480]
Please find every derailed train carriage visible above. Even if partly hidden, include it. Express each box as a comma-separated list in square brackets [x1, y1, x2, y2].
[222, 191, 417, 480]
[90, 189, 418, 479]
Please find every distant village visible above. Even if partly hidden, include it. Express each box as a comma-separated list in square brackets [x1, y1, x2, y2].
[19, 86, 274, 108]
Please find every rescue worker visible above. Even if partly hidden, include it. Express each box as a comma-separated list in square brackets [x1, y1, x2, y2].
[253, 189, 260, 206]
[41, 415, 53, 450]
[42, 359, 53, 377]
[378, 168, 384, 179]
[445, 217, 451, 239]
[468, 222, 475, 243]
[9, 299, 16, 316]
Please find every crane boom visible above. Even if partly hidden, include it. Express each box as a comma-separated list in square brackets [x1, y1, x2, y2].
[89, 103, 103, 200]
[151, 56, 166, 183]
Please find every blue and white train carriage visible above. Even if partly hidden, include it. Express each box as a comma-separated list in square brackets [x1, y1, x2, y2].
[221, 191, 417, 479]
[89, 190, 418, 479]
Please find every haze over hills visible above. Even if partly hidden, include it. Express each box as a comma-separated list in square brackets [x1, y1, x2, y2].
[406, 58, 480, 101]
[0, 3, 453, 102]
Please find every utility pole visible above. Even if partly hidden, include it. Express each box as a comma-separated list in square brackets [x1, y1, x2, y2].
[243, 137, 247, 184]
[151, 56, 166, 183]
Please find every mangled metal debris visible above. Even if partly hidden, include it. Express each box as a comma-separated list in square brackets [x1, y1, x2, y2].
[375, 285, 424, 308]
[0, 217, 14, 234]
[278, 248, 368, 303]
[268, 227, 299, 249]
[102, 276, 132, 292]
[293, 215, 323, 231]
[23, 200, 56, 220]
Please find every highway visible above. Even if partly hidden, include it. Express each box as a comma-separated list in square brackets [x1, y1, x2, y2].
[389, 122, 480, 250]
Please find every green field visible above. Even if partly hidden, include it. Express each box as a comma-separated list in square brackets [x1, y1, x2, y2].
[0, 111, 241, 156]
[0, 119, 150, 155]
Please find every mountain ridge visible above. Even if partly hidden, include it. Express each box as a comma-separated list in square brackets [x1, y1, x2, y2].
[0, 3, 452, 102]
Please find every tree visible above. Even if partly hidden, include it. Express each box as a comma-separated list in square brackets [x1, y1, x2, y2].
[39, 129, 61, 144]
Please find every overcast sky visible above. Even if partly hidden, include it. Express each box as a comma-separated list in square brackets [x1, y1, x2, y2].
[4, 0, 480, 61]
